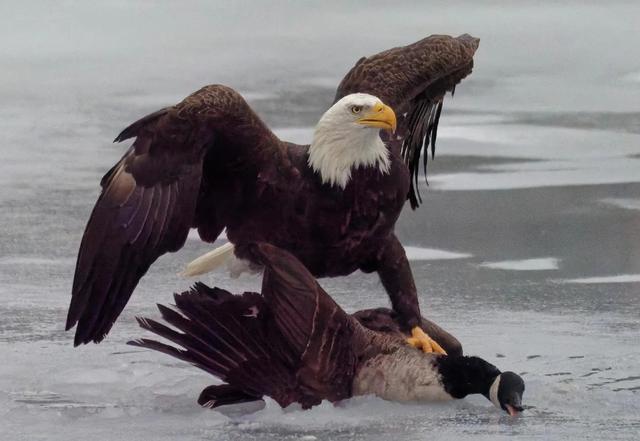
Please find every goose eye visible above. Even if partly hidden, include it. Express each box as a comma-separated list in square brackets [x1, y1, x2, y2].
[350, 105, 362, 114]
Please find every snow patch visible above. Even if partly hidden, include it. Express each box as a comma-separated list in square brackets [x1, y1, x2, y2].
[621, 71, 640, 83]
[430, 159, 640, 191]
[479, 257, 560, 271]
[404, 246, 472, 261]
[559, 274, 640, 284]
[600, 198, 640, 211]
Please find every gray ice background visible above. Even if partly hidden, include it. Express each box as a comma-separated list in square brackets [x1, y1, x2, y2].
[1, 1, 640, 440]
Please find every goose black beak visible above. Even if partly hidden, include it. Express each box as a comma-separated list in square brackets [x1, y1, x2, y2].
[505, 402, 524, 416]
[503, 393, 524, 416]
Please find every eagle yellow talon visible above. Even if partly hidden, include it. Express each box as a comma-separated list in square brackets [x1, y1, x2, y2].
[406, 326, 447, 355]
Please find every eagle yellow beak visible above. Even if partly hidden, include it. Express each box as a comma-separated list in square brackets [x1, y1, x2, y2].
[357, 102, 397, 133]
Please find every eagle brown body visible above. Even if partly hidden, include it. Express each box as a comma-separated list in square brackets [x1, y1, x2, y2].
[67, 34, 480, 345]
[226, 144, 409, 277]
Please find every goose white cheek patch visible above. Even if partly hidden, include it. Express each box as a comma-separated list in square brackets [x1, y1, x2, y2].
[489, 374, 501, 409]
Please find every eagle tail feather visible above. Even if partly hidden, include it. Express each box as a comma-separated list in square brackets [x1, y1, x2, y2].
[179, 242, 235, 277]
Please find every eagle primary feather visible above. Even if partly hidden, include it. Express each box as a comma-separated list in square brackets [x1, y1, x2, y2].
[335, 33, 479, 207]
[67, 34, 479, 345]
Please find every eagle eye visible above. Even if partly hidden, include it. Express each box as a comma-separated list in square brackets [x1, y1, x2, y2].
[350, 105, 362, 114]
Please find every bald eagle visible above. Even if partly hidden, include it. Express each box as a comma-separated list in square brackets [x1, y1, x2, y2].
[66, 34, 480, 349]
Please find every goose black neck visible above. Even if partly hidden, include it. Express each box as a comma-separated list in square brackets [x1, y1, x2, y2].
[435, 356, 501, 399]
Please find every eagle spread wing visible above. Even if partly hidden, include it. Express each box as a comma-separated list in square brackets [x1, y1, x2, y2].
[67, 85, 286, 345]
[334, 34, 480, 208]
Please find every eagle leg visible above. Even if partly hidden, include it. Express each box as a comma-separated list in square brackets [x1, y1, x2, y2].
[373, 234, 448, 354]
[406, 326, 447, 354]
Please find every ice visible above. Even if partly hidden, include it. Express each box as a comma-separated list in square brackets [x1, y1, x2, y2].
[187, 229, 228, 241]
[274, 127, 314, 145]
[600, 198, 640, 211]
[3, 1, 640, 440]
[4, 306, 640, 441]
[479, 258, 560, 271]
[0, 256, 75, 266]
[430, 124, 640, 191]
[621, 71, 640, 84]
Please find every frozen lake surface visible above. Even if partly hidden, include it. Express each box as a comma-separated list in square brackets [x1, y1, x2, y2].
[1, 1, 640, 440]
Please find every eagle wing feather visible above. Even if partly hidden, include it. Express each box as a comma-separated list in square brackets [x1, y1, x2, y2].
[67, 85, 286, 345]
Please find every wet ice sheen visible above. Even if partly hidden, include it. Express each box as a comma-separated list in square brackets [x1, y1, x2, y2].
[2, 1, 640, 440]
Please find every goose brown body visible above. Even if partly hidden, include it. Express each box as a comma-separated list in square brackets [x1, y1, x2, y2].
[130, 244, 523, 413]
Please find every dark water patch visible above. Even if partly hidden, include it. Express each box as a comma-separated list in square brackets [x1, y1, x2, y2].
[594, 375, 640, 386]
[428, 155, 540, 175]
[613, 385, 640, 392]
[588, 376, 640, 389]
[110, 349, 146, 356]
[127, 359, 192, 370]
[13, 394, 78, 406]
[579, 367, 619, 383]
[7, 391, 111, 411]
[11, 391, 65, 403]
[545, 372, 572, 377]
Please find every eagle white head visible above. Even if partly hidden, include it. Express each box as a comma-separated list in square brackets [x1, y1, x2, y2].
[308, 93, 396, 188]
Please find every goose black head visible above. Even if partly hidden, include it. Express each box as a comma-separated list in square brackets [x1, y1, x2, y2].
[435, 355, 526, 416]
[488, 371, 525, 416]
